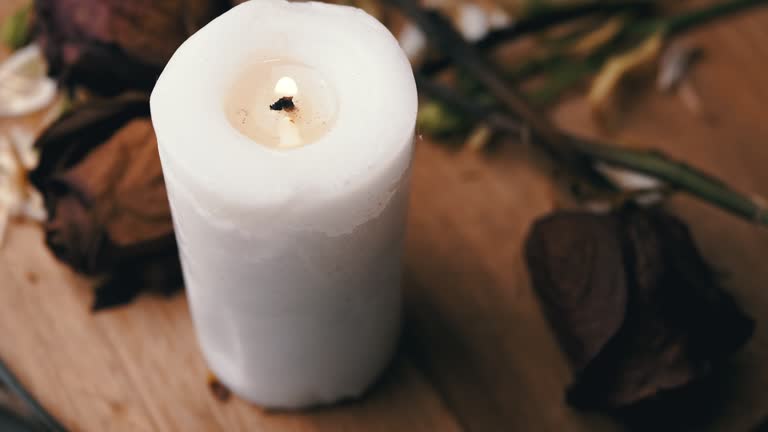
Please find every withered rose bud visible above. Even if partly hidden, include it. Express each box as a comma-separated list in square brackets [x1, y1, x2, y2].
[34, 0, 229, 94]
[30, 94, 181, 310]
[525, 206, 754, 410]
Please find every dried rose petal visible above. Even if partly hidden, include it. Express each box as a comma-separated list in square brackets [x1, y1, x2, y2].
[34, 0, 228, 94]
[525, 206, 754, 409]
[525, 211, 628, 371]
[30, 94, 181, 309]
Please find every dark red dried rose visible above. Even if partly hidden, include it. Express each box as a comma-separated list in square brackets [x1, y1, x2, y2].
[525, 206, 754, 410]
[523, 211, 628, 371]
[34, 0, 228, 95]
[30, 94, 181, 310]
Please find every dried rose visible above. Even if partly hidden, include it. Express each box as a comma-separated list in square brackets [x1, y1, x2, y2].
[30, 94, 181, 310]
[34, 0, 228, 95]
[525, 206, 754, 409]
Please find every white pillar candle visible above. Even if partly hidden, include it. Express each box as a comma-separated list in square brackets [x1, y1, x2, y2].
[150, 0, 417, 409]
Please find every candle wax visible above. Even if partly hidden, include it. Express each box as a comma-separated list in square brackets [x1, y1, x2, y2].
[225, 58, 338, 149]
[150, 0, 417, 409]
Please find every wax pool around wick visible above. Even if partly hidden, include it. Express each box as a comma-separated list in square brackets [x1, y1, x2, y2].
[223, 58, 338, 148]
[270, 96, 296, 112]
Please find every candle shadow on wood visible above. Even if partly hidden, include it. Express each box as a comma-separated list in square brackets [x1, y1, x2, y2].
[400, 267, 512, 431]
[249, 357, 401, 412]
[249, 354, 446, 430]
[397, 140, 592, 430]
[91, 251, 183, 311]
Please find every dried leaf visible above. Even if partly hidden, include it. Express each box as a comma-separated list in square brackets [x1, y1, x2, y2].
[30, 94, 181, 309]
[464, 124, 493, 152]
[525, 206, 754, 409]
[568, 16, 625, 58]
[34, 0, 228, 95]
[526, 211, 628, 370]
[588, 32, 664, 119]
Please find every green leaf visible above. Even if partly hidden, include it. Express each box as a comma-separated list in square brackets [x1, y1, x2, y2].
[1, 3, 32, 51]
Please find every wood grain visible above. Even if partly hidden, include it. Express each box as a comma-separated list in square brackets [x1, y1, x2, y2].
[1, 0, 768, 431]
[0, 221, 463, 432]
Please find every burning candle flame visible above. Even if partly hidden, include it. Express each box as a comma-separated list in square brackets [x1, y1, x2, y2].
[274, 76, 298, 97]
[272, 76, 301, 148]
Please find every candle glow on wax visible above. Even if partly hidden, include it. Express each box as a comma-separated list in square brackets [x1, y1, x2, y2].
[225, 58, 338, 149]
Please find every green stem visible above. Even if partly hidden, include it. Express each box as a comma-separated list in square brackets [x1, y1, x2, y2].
[406, 0, 768, 225]
[528, 62, 594, 105]
[569, 138, 768, 225]
[508, 54, 567, 82]
[629, 0, 768, 36]
[666, 0, 768, 34]
[419, 75, 768, 226]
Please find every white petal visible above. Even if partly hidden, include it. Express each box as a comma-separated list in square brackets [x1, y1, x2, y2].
[489, 8, 511, 29]
[0, 44, 58, 117]
[596, 163, 664, 191]
[457, 3, 490, 42]
[398, 23, 427, 61]
[8, 126, 38, 169]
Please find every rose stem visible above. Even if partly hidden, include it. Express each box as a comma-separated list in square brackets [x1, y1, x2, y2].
[397, 0, 768, 225]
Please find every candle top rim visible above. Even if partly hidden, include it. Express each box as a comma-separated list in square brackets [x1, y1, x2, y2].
[150, 0, 417, 210]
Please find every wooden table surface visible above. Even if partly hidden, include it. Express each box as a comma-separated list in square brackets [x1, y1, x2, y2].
[2, 1, 768, 431]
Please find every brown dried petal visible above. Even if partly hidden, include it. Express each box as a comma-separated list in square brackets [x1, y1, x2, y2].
[30, 94, 181, 309]
[525, 207, 754, 409]
[31, 93, 151, 180]
[34, 0, 228, 94]
[525, 211, 628, 371]
[58, 119, 173, 247]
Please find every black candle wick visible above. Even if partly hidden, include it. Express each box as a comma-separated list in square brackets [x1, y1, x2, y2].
[270, 96, 296, 112]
